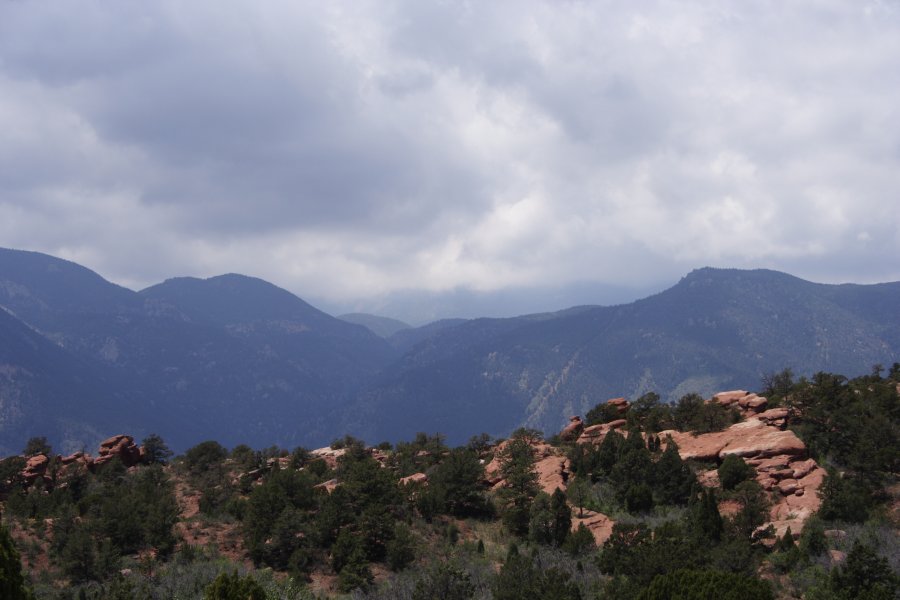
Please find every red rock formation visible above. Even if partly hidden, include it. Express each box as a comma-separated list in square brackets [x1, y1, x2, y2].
[570, 509, 614, 545]
[21, 454, 49, 484]
[309, 447, 346, 470]
[607, 397, 629, 412]
[559, 416, 584, 442]
[94, 434, 143, 467]
[657, 418, 805, 462]
[484, 439, 571, 495]
[576, 419, 627, 445]
[399, 472, 427, 486]
[656, 394, 826, 539]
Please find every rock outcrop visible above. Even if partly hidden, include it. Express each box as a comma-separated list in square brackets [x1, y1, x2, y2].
[309, 447, 346, 470]
[576, 419, 627, 445]
[21, 454, 50, 485]
[559, 416, 584, 442]
[94, 434, 143, 468]
[484, 439, 571, 495]
[570, 509, 615, 545]
[663, 394, 826, 539]
[399, 472, 427, 486]
[657, 418, 805, 462]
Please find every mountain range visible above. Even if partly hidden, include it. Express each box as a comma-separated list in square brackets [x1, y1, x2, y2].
[1, 247, 898, 454]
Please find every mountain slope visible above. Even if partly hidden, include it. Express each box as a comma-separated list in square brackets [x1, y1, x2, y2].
[345, 268, 900, 443]
[0, 250, 396, 451]
[0, 308, 115, 455]
[338, 313, 411, 338]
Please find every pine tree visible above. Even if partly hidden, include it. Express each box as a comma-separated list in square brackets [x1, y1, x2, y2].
[497, 438, 539, 536]
[0, 523, 33, 600]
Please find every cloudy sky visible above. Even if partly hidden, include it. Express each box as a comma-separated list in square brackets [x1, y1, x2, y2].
[1, 1, 898, 322]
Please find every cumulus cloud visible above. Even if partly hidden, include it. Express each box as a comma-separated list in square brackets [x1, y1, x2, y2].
[0, 0, 898, 318]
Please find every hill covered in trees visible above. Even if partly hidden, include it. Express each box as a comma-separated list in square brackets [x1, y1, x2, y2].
[0, 367, 897, 599]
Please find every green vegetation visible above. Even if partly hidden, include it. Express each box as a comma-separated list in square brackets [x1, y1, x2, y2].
[0, 366, 897, 598]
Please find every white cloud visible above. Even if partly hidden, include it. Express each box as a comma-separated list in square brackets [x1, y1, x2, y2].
[1, 0, 899, 318]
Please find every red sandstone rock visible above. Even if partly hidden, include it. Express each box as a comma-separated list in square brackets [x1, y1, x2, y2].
[559, 416, 584, 442]
[777, 479, 800, 495]
[790, 458, 816, 479]
[607, 398, 629, 412]
[399, 472, 427, 486]
[309, 447, 346, 470]
[570, 509, 614, 545]
[576, 419, 627, 445]
[484, 440, 570, 494]
[21, 454, 49, 484]
[714, 390, 749, 406]
[97, 434, 143, 467]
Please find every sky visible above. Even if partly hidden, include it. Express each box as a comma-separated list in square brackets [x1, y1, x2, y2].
[1, 1, 898, 323]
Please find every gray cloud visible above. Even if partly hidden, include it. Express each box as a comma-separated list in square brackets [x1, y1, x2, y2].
[1, 1, 898, 319]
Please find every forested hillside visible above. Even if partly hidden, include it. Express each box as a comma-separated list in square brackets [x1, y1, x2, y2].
[1, 368, 897, 599]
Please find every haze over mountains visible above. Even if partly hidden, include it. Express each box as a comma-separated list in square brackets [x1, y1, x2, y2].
[1, 247, 898, 455]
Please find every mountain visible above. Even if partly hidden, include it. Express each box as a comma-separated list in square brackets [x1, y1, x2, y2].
[0, 249, 396, 451]
[338, 313, 411, 338]
[343, 268, 900, 443]
[2, 248, 898, 453]
[0, 307, 114, 455]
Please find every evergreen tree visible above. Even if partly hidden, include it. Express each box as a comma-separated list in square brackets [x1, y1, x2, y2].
[550, 487, 572, 547]
[497, 438, 539, 536]
[0, 523, 33, 600]
[653, 438, 695, 505]
[637, 568, 773, 600]
[830, 541, 898, 600]
[203, 571, 265, 600]
[718, 454, 754, 491]
[140, 434, 173, 465]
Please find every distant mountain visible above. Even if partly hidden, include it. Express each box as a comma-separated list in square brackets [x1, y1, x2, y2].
[0, 249, 395, 451]
[0, 307, 114, 455]
[338, 313, 411, 338]
[343, 268, 900, 444]
[1, 249, 898, 453]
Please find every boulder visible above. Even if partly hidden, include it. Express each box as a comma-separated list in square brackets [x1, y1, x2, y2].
[559, 416, 584, 442]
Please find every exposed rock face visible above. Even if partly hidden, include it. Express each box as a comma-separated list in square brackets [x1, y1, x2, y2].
[607, 397, 629, 412]
[714, 390, 772, 417]
[577, 419, 627, 445]
[671, 399, 827, 539]
[484, 439, 571, 495]
[309, 447, 346, 470]
[571, 509, 614, 545]
[657, 418, 805, 462]
[95, 434, 143, 467]
[399, 472, 427, 486]
[21, 454, 50, 484]
[559, 416, 584, 442]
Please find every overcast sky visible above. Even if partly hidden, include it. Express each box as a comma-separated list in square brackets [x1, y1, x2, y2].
[1, 1, 898, 322]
